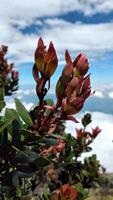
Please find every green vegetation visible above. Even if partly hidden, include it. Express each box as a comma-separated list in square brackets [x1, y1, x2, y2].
[87, 173, 113, 200]
[0, 39, 102, 199]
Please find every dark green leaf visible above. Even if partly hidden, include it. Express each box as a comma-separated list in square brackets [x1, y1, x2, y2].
[38, 137, 58, 146]
[33, 157, 50, 168]
[14, 98, 33, 126]
[0, 87, 4, 101]
[0, 100, 6, 110]
[0, 109, 14, 133]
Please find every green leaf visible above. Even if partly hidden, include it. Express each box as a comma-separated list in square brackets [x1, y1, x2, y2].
[0, 88, 5, 109]
[12, 172, 20, 187]
[4, 108, 14, 122]
[11, 120, 22, 143]
[4, 108, 14, 135]
[38, 137, 58, 147]
[42, 189, 50, 200]
[46, 98, 54, 106]
[75, 183, 88, 200]
[10, 109, 22, 124]
[0, 87, 4, 101]
[0, 109, 14, 133]
[56, 77, 65, 99]
[0, 100, 6, 110]
[21, 129, 40, 141]
[4, 109, 22, 136]
[81, 170, 89, 177]
[33, 157, 51, 168]
[14, 151, 38, 164]
[14, 98, 33, 126]
[45, 98, 54, 115]
[16, 187, 22, 198]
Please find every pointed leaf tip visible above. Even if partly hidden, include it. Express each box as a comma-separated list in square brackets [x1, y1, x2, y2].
[48, 41, 55, 54]
[65, 49, 72, 64]
[38, 37, 44, 47]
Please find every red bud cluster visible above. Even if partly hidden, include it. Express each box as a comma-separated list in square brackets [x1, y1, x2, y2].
[32, 39, 92, 136]
[73, 53, 89, 75]
[35, 37, 58, 80]
[33, 38, 58, 100]
[56, 50, 91, 115]
[76, 126, 101, 146]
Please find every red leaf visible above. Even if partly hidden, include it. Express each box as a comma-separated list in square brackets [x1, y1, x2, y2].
[73, 53, 81, 66]
[35, 38, 45, 73]
[38, 37, 44, 48]
[82, 74, 91, 91]
[32, 64, 39, 83]
[45, 42, 58, 79]
[45, 41, 55, 63]
[64, 115, 79, 123]
[65, 49, 72, 64]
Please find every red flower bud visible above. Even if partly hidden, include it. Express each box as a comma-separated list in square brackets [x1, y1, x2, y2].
[45, 42, 58, 79]
[35, 37, 58, 79]
[73, 54, 89, 75]
[11, 71, 19, 79]
[61, 63, 73, 86]
[62, 97, 84, 115]
[92, 126, 101, 138]
[35, 37, 45, 73]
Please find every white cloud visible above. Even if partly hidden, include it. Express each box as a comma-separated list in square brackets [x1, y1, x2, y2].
[16, 95, 23, 100]
[1, 18, 113, 64]
[93, 91, 105, 98]
[108, 91, 113, 99]
[66, 112, 113, 172]
[0, 1, 113, 64]
[17, 88, 35, 95]
[0, 0, 113, 21]
[42, 20, 113, 52]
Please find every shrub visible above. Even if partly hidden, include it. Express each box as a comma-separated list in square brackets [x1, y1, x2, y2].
[0, 45, 19, 96]
[0, 38, 101, 200]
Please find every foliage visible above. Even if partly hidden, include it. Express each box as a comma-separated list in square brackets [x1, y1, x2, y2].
[0, 45, 19, 96]
[86, 173, 113, 200]
[0, 38, 101, 200]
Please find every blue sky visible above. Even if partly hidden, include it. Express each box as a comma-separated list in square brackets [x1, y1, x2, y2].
[1, 0, 113, 172]
[0, 0, 113, 107]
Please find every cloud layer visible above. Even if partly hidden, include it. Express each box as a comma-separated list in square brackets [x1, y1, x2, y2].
[1, 0, 113, 20]
[0, 1, 113, 64]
